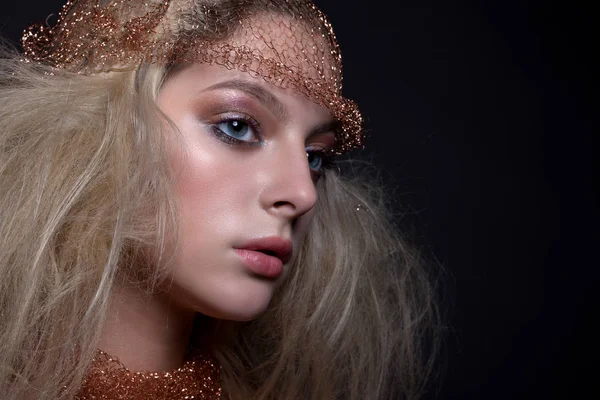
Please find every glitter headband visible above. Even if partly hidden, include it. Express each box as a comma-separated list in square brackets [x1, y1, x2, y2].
[21, 0, 364, 154]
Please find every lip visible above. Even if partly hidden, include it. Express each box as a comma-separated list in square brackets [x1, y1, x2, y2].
[236, 236, 293, 264]
[234, 236, 293, 278]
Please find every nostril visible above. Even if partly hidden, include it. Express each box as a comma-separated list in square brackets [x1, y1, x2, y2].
[273, 200, 292, 208]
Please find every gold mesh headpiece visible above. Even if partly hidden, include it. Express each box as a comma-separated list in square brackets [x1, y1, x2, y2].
[22, 0, 364, 154]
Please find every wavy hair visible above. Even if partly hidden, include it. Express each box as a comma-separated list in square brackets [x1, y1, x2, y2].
[0, 4, 440, 400]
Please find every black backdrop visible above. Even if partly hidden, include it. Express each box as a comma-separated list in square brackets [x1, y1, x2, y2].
[1, 1, 596, 399]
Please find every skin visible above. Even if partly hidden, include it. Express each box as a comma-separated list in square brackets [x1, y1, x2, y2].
[96, 9, 340, 372]
[98, 63, 337, 371]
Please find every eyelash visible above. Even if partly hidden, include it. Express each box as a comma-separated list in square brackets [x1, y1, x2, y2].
[306, 146, 335, 175]
[208, 115, 336, 175]
[209, 114, 263, 148]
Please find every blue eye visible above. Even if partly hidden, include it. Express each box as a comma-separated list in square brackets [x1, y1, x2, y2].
[216, 119, 255, 141]
[307, 147, 335, 174]
[307, 151, 323, 171]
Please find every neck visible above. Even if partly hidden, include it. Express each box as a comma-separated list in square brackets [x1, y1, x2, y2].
[98, 283, 197, 372]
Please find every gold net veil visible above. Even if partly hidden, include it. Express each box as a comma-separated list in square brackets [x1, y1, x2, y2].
[22, 0, 364, 154]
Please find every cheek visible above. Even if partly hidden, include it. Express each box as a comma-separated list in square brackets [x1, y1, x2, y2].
[165, 132, 274, 318]
[172, 133, 247, 242]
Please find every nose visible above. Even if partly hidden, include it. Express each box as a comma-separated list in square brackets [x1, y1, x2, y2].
[259, 141, 318, 220]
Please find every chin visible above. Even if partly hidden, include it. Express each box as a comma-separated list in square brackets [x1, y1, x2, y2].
[205, 287, 275, 322]
[170, 276, 277, 322]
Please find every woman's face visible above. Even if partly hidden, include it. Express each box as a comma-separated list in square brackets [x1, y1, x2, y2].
[157, 63, 336, 321]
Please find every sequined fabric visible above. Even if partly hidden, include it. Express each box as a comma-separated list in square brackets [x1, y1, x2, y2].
[76, 350, 222, 399]
[21, 0, 364, 154]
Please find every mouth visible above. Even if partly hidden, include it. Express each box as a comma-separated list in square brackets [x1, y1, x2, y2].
[235, 236, 293, 265]
[233, 249, 283, 278]
[255, 249, 279, 258]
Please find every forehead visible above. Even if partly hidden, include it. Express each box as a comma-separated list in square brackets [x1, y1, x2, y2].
[225, 12, 340, 82]
[164, 63, 333, 121]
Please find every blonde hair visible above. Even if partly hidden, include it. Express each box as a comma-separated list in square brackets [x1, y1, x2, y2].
[0, 6, 439, 400]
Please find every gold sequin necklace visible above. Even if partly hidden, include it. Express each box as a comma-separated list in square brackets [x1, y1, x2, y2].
[76, 350, 222, 399]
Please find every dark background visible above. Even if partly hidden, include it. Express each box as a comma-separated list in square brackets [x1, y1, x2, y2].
[1, 1, 596, 399]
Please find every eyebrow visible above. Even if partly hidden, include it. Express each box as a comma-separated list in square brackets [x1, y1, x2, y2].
[308, 120, 340, 141]
[202, 79, 289, 121]
[202, 78, 340, 141]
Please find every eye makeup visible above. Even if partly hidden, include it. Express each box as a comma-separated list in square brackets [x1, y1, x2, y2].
[195, 90, 337, 175]
[207, 113, 263, 148]
[306, 144, 335, 175]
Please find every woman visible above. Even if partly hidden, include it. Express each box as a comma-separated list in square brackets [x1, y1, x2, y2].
[0, 0, 438, 399]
